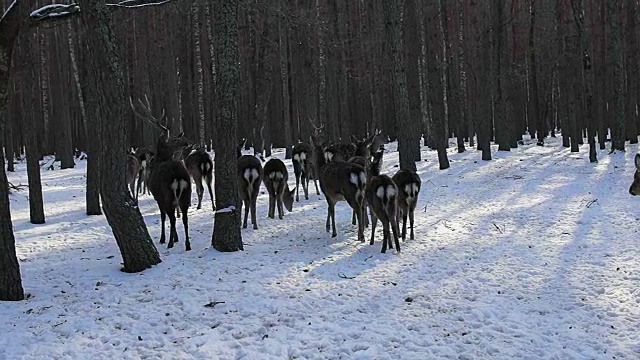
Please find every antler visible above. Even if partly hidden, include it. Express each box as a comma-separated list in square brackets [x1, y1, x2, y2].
[129, 95, 169, 136]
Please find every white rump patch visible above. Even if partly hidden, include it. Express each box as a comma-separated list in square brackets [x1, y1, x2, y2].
[411, 183, 419, 196]
[349, 173, 358, 186]
[293, 154, 300, 162]
[300, 152, 307, 161]
[405, 184, 414, 198]
[386, 185, 396, 197]
[358, 172, 366, 185]
[376, 186, 385, 199]
[205, 162, 211, 172]
[170, 180, 179, 192]
[251, 168, 259, 181]
[141, 160, 147, 168]
[179, 179, 188, 191]
[269, 171, 282, 180]
[325, 151, 334, 162]
[243, 168, 253, 182]
[201, 163, 206, 173]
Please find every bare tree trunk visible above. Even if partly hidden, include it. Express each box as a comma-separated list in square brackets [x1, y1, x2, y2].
[608, 0, 625, 152]
[0, 0, 25, 302]
[315, 0, 327, 128]
[80, 0, 161, 272]
[529, 0, 544, 145]
[492, 0, 509, 152]
[278, 9, 293, 159]
[212, 0, 243, 252]
[456, 0, 468, 153]
[193, 3, 206, 147]
[39, 30, 50, 156]
[383, 0, 419, 171]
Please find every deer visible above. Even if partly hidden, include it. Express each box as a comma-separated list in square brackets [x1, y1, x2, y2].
[392, 169, 421, 241]
[126, 153, 141, 198]
[238, 148, 263, 229]
[263, 158, 294, 219]
[129, 96, 192, 251]
[134, 146, 154, 201]
[348, 149, 384, 227]
[292, 141, 320, 201]
[184, 147, 215, 211]
[323, 129, 382, 163]
[366, 174, 401, 253]
[630, 154, 640, 196]
[311, 133, 367, 242]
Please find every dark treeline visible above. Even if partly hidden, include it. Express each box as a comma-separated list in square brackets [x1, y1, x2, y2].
[2, 0, 637, 170]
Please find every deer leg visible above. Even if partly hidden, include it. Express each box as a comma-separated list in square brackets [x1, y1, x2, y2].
[351, 209, 357, 225]
[402, 210, 408, 241]
[268, 193, 276, 219]
[330, 202, 338, 238]
[181, 203, 191, 251]
[303, 173, 310, 200]
[409, 206, 415, 240]
[242, 199, 250, 229]
[381, 219, 390, 253]
[250, 196, 258, 230]
[363, 202, 369, 227]
[313, 177, 320, 196]
[276, 191, 284, 220]
[167, 210, 177, 249]
[391, 214, 401, 252]
[369, 211, 378, 245]
[194, 174, 204, 210]
[205, 175, 215, 211]
[356, 204, 365, 242]
[295, 174, 301, 202]
[159, 208, 167, 244]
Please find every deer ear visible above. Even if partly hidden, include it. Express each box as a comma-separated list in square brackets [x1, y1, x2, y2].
[635, 154, 640, 170]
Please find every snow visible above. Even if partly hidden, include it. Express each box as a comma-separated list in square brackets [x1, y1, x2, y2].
[2, 136, 640, 359]
[29, 4, 79, 20]
[0, 0, 16, 23]
[215, 206, 236, 214]
[106, 0, 173, 9]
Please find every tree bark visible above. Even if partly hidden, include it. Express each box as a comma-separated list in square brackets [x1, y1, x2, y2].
[0, 0, 25, 301]
[608, 0, 625, 152]
[456, 0, 468, 153]
[529, 0, 544, 145]
[492, 0, 509, 152]
[383, 0, 418, 171]
[212, 0, 243, 252]
[278, 9, 293, 159]
[80, 0, 161, 272]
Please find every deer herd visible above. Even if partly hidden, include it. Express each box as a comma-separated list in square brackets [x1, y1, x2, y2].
[126, 97, 422, 253]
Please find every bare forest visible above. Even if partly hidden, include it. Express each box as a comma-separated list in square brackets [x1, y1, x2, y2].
[1, 0, 639, 303]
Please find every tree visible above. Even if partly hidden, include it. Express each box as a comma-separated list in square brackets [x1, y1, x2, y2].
[435, 0, 452, 169]
[492, 0, 509, 152]
[0, 0, 25, 301]
[608, 0, 625, 152]
[79, 0, 161, 272]
[383, 0, 418, 172]
[212, 0, 243, 252]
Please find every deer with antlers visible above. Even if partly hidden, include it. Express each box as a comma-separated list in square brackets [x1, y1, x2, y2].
[129, 96, 192, 251]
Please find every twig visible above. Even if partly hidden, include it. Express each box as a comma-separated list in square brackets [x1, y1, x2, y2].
[585, 199, 598, 208]
[338, 273, 356, 279]
[203, 301, 225, 308]
[363, 255, 373, 262]
[493, 222, 504, 234]
[8, 182, 27, 191]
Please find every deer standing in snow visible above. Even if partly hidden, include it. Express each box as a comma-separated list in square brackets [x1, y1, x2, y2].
[237, 142, 263, 229]
[366, 174, 401, 253]
[292, 142, 320, 201]
[130, 96, 192, 251]
[263, 158, 294, 219]
[184, 148, 215, 211]
[392, 169, 421, 241]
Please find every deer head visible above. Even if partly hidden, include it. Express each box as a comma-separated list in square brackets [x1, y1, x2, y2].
[630, 154, 640, 196]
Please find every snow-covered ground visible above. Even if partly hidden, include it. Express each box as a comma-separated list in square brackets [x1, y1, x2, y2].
[1, 137, 639, 359]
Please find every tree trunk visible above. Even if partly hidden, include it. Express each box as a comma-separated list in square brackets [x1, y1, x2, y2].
[529, 0, 544, 145]
[456, 0, 468, 153]
[193, 3, 206, 147]
[383, 0, 419, 171]
[435, 0, 452, 169]
[80, 0, 161, 272]
[212, 0, 243, 252]
[625, 0, 639, 144]
[608, 0, 625, 152]
[0, 0, 25, 302]
[492, 0, 509, 152]
[278, 10, 293, 159]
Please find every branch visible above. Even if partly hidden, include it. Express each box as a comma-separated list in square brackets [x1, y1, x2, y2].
[27, 0, 175, 24]
[106, 0, 174, 9]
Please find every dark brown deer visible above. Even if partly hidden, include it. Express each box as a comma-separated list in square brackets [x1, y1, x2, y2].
[349, 149, 384, 226]
[629, 154, 640, 196]
[238, 154, 263, 229]
[292, 142, 320, 201]
[126, 153, 141, 198]
[392, 169, 421, 241]
[366, 174, 401, 253]
[134, 147, 154, 201]
[130, 96, 192, 251]
[184, 148, 215, 211]
[263, 158, 294, 219]
[311, 134, 367, 242]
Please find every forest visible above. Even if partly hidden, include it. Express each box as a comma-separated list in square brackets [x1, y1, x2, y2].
[1, 0, 639, 357]
[0, 0, 639, 353]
